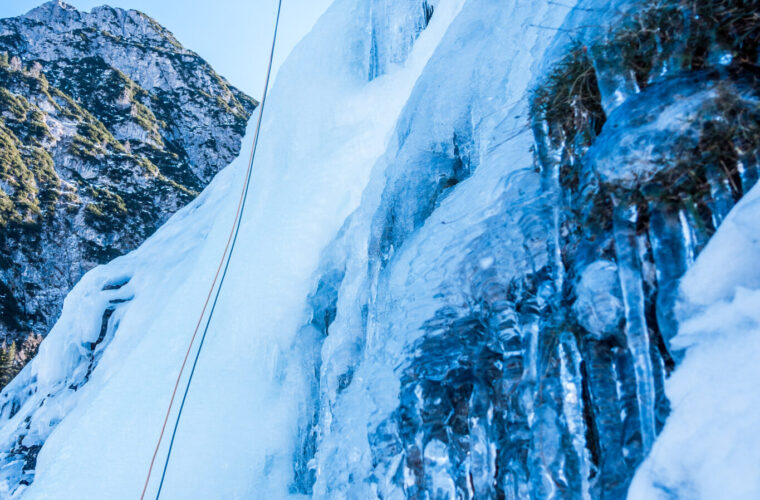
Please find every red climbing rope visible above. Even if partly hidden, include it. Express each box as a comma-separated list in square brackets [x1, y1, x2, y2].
[140, 1, 283, 497]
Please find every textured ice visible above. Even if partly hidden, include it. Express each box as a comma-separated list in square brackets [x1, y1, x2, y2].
[629, 183, 760, 500]
[1, 0, 759, 498]
[585, 69, 758, 191]
[572, 260, 624, 339]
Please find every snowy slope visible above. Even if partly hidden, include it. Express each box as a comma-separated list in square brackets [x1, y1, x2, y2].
[0, 0, 256, 350]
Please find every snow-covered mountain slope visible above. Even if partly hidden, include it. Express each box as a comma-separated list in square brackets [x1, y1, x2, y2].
[1, 0, 759, 498]
[0, 0, 255, 352]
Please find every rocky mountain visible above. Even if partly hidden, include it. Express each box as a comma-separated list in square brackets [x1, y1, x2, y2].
[0, 1, 256, 363]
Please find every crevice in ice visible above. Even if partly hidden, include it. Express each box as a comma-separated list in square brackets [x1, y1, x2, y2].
[422, 1, 434, 28]
[367, 0, 439, 81]
[374, 131, 473, 268]
[291, 255, 348, 495]
[306, 267, 345, 337]
[81, 305, 117, 384]
[101, 276, 131, 291]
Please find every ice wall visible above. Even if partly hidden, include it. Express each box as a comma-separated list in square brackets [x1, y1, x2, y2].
[1, 0, 758, 499]
[0, 0, 467, 497]
[304, 0, 760, 497]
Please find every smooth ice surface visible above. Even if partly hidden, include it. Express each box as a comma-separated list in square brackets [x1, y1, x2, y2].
[629, 183, 760, 500]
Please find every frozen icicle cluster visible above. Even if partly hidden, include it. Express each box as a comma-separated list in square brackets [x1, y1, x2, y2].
[308, 0, 760, 497]
[522, 0, 760, 496]
[1, 0, 759, 499]
[628, 182, 760, 499]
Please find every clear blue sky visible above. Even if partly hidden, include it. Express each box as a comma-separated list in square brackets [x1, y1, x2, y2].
[0, 0, 333, 98]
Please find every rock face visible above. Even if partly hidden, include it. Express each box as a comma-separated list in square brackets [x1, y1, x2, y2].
[0, 1, 256, 349]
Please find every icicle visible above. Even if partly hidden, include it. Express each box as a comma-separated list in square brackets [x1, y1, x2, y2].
[611, 199, 656, 453]
[532, 119, 562, 186]
[674, 209, 695, 268]
[423, 439, 458, 499]
[528, 404, 561, 500]
[737, 154, 759, 198]
[367, 1, 379, 81]
[677, 197, 711, 260]
[468, 383, 495, 498]
[572, 260, 624, 340]
[520, 296, 541, 384]
[647, 203, 689, 345]
[590, 44, 640, 115]
[704, 163, 735, 228]
[559, 332, 592, 500]
[531, 120, 565, 290]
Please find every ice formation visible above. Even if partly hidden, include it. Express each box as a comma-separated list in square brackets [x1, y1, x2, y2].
[0, 0, 758, 499]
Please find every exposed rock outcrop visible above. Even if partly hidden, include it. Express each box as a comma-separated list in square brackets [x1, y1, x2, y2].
[0, 1, 256, 351]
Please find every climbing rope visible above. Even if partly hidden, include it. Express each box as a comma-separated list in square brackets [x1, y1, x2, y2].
[139, 1, 283, 498]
